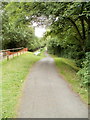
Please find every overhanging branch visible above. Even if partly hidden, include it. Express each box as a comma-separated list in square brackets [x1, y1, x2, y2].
[66, 17, 83, 44]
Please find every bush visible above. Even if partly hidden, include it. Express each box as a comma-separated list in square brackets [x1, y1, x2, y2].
[77, 52, 90, 86]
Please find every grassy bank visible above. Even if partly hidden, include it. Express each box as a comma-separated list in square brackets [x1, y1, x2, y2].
[2, 52, 43, 118]
[54, 57, 88, 104]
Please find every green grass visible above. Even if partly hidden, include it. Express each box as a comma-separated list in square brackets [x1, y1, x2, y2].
[2, 52, 43, 118]
[54, 57, 88, 104]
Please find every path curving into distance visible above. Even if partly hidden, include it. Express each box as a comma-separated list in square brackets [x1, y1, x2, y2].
[17, 56, 88, 118]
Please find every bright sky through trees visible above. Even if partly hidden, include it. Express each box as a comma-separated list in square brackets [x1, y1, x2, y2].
[35, 27, 46, 38]
[33, 22, 46, 38]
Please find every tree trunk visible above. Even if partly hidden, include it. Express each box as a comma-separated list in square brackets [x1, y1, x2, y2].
[86, 16, 90, 52]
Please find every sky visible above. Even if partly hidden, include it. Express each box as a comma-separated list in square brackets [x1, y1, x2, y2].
[33, 22, 46, 38]
[35, 27, 46, 38]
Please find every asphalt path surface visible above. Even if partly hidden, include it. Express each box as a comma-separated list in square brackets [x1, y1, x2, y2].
[17, 56, 88, 118]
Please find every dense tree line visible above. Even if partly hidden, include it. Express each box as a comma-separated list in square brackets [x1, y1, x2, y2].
[1, 2, 43, 51]
[29, 2, 90, 86]
[1, 2, 90, 86]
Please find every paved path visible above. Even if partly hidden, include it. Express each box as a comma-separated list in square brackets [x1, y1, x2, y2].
[17, 56, 88, 118]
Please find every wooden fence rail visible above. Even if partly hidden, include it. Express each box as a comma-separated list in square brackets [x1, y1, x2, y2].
[0, 47, 28, 61]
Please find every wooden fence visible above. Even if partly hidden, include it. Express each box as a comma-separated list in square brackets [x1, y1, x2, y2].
[0, 47, 28, 60]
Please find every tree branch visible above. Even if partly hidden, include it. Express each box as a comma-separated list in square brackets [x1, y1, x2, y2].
[79, 17, 86, 40]
[66, 17, 83, 41]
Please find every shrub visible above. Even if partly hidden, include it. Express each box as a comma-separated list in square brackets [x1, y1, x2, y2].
[77, 52, 90, 86]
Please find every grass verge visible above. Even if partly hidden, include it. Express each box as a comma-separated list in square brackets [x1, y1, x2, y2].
[54, 57, 88, 104]
[2, 52, 43, 118]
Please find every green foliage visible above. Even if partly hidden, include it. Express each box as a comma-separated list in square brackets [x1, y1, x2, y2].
[47, 33, 85, 64]
[2, 2, 43, 51]
[47, 37, 62, 56]
[2, 2, 90, 53]
[54, 57, 88, 104]
[43, 2, 89, 64]
[77, 52, 90, 86]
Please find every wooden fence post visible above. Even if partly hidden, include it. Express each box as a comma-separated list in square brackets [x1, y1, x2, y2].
[13, 53, 14, 58]
[7, 54, 9, 61]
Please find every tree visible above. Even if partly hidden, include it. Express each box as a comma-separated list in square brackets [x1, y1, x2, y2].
[2, 2, 43, 50]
